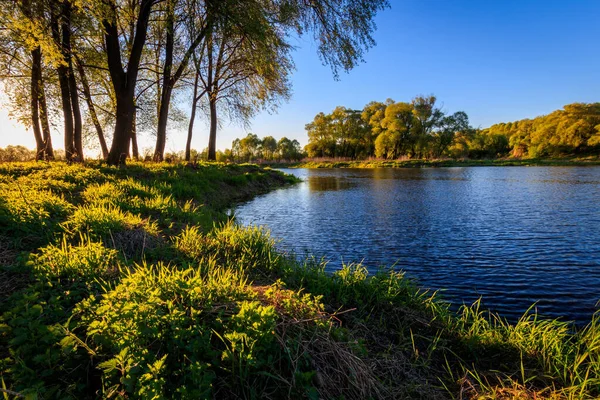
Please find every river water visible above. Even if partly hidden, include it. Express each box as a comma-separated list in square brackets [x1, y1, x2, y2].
[235, 167, 600, 324]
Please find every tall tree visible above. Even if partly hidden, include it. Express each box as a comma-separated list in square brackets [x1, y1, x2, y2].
[3, 0, 56, 159]
[102, 0, 154, 165]
[191, 0, 388, 161]
[22, 0, 45, 160]
[50, 0, 81, 161]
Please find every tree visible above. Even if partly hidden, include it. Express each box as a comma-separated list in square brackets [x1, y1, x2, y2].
[277, 137, 303, 161]
[380, 101, 415, 157]
[75, 55, 109, 159]
[1, 0, 55, 159]
[50, 0, 83, 161]
[410, 95, 443, 158]
[193, 2, 293, 161]
[101, 0, 155, 165]
[430, 111, 470, 158]
[361, 99, 391, 156]
[305, 112, 335, 158]
[153, 0, 214, 161]
[239, 133, 261, 161]
[261, 136, 277, 160]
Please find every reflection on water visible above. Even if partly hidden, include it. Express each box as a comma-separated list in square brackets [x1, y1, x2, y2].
[308, 176, 357, 191]
[235, 167, 600, 324]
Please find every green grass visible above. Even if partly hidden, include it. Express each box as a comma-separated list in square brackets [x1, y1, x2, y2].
[266, 156, 600, 169]
[0, 161, 598, 399]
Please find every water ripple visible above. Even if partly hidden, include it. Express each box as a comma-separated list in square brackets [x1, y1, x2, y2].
[236, 167, 600, 324]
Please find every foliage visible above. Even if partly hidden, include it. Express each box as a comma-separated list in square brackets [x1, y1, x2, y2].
[31, 236, 120, 280]
[230, 133, 305, 162]
[306, 95, 473, 160]
[481, 103, 600, 158]
[306, 100, 600, 161]
[0, 0, 388, 164]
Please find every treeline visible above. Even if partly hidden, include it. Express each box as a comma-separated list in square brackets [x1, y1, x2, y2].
[0, 145, 77, 162]
[306, 98, 600, 160]
[474, 103, 600, 158]
[305, 96, 472, 159]
[230, 134, 304, 162]
[0, 146, 38, 162]
[147, 134, 304, 163]
[0, 0, 387, 165]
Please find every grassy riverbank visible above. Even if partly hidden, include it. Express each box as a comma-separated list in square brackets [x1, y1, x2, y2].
[1, 162, 599, 399]
[265, 157, 600, 169]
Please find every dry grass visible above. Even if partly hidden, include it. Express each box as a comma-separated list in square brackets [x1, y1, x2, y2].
[458, 375, 562, 400]
[106, 228, 160, 260]
[0, 236, 18, 268]
[0, 236, 29, 304]
[253, 284, 387, 399]
[307, 333, 385, 399]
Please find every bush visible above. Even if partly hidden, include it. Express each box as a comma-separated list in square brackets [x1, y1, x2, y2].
[0, 182, 73, 244]
[64, 205, 157, 239]
[74, 264, 317, 399]
[31, 236, 120, 280]
[174, 223, 283, 274]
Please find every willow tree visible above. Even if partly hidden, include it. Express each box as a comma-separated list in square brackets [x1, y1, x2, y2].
[186, 7, 292, 161]
[152, 0, 213, 161]
[188, 0, 389, 161]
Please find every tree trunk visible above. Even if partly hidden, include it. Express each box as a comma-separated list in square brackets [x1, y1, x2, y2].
[68, 64, 83, 161]
[107, 95, 134, 165]
[50, 5, 75, 161]
[131, 109, 139, 160]
[23, 0, 44, 160]
[76, 57, 108, 159]
[153, 0, 175, 162]
[104, 0, 153, 166]
[185, 71, 200, 162]
[38, 63, 54, 159]
[30, 0, 53, 159]
[154, 86, 172, 161]
[51, 0, 75, 161]
[208, 96, 218, 161]
[30, 47, 44, 160]
[62, 1, 82, 161]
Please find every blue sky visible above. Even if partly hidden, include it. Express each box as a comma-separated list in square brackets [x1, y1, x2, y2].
[1, 0, 599, 154]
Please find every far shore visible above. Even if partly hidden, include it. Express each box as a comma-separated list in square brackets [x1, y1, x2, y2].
[260, 157, 600, 169]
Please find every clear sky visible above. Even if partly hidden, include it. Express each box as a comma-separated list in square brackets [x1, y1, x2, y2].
[1, 0, 599, 155]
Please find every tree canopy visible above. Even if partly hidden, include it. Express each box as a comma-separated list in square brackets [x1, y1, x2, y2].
[305, 99, 600, 160]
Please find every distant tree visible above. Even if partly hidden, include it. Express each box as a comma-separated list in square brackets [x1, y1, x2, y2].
[239, 133, 261, 162]
[277, 137, 303, 161]
[380, 101, 415, 157]
[0, 146, 36, 162]
[261, 136, 277, 160]
[430, 111, 470, 158]
[305, 112, 335, 157]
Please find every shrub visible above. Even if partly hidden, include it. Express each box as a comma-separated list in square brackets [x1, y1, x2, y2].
[0, 182, 73, 243]
[75, 263, 280, 399]
[174, 223, 283, 274]
[64, 205, 157, 239]
[30, 236, 120, 281]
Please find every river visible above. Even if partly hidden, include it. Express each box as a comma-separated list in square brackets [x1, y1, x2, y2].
[235, 167, 600, 324]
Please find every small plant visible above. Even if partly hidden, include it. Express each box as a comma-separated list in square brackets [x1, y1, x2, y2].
[64, 204, 157, 239]
[30, 235, 120, 280]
